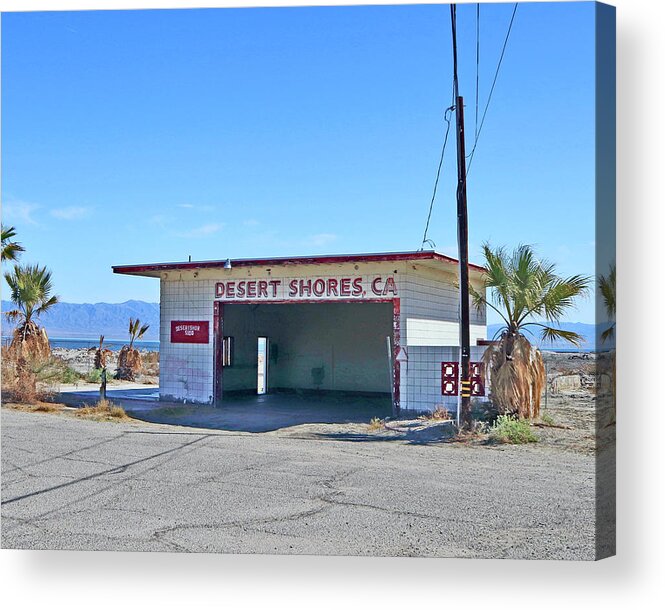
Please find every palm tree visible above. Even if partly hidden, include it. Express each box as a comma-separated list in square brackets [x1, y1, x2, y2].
[1, 225, 25, 262]
[599, 264, 616, 344]
[598, 264, 616, 426]
[4, 264, 59, 360]
[94, 334, 112, 369]
[471, 244, 590, 419]
[128, 318, 150, 349]
[116, 318, 150, 380]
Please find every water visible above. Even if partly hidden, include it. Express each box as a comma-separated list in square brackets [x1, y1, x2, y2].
[547, 348, 594, 353]
[6, 337, 161, 352]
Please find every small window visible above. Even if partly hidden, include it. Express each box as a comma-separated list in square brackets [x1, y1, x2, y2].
[222, 336, 234, 367]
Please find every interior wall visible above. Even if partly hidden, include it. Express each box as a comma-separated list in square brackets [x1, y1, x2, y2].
[221, 302, 393, 394]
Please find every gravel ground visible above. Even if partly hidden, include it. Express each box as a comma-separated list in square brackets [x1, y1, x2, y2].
[1, 407, 601, 559]
[51, 347, 159, 383]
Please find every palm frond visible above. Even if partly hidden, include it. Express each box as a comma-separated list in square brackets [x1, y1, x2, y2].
[3, 263, 59, 327]
[1, 225, 25, 262]
[539, 274, 591, 323]
[598, 264, 616, 321]
[600, 324, 615, 344]
[538, 325, 584, 347]
[4, 309, 22, 322]
[127, 318, 149, 348]
[138, 323, 150, 340]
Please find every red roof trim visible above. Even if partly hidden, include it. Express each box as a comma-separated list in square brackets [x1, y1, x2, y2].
[112, 250, 486, 275]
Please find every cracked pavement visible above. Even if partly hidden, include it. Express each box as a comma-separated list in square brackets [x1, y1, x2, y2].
[1, 409, 598, 559]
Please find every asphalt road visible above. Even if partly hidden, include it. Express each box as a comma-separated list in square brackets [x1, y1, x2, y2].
[1, 409, 597, 559]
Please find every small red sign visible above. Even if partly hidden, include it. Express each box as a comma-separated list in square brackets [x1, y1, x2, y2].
[170, 321, 209, 344]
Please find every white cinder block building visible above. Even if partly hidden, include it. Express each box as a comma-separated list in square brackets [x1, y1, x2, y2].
[113, 251, 487, 415]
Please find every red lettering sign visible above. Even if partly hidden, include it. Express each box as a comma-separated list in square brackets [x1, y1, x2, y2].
[215, 275, 397, 301]
[171, 321, 209, 344]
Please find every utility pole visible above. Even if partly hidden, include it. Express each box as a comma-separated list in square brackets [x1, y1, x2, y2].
[450, 4, 472, 429]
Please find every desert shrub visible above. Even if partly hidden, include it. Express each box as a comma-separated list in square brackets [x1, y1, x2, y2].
[454, 420, 490, 441]
[75, 399, 129, 421]
[540, 412, 556, 427]
[1, 350, 61, 403]
[86, 368, 104, 383]
[36, 357, 83, 386]
[58, 365, 83, 384]
[32, 403, 62, 413]
[368, 417, 384, 431]
[141, 351, 160, 376]
[2, 401, 64, 414]
[470, 397, 500, 422]
[142, 351, 159, 365]
[489, 415, 538, 444]
[1, 359, 40, 403]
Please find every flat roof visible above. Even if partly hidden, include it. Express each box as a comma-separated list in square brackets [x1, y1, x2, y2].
[112, 250, 486, 278]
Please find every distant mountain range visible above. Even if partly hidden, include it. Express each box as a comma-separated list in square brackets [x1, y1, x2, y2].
[1, 300, 160, 341]
[487, 322, 610, 350]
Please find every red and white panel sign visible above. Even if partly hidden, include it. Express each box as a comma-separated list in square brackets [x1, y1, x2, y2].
[170, 321, 209, 344]
[441, 361, 485, 396]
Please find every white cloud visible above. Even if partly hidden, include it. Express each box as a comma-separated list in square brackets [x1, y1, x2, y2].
[177, 203, 215, 212]
[304, 233, 337, 247]
[2, 199, 40, 225]
[50, 206, 92, 220]
[180, 223, 223, 238]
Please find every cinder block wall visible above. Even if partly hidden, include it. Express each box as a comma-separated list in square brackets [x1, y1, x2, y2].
[159, 278, 216, 403]
[400, 266, 487, 414]
[403, 345, 486, 414]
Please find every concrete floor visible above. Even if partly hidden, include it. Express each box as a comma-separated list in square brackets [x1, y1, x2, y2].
[57, 390, 393, 433]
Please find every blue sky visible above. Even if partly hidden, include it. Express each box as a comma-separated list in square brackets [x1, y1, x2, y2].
[2, 2, 597, 323]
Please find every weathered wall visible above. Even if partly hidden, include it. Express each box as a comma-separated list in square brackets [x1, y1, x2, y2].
[159, 278, 216, 403]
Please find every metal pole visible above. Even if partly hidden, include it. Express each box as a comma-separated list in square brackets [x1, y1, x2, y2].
[100, 367, 107, 402]
[386, 336, 395, 413]
[451, 5, 472, 429]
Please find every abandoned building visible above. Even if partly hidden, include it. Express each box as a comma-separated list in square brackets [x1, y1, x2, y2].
[113, 251, 487, 416]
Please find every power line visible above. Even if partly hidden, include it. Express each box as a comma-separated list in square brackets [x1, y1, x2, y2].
[420, 105, 454, 250]
[467, 2, 518, 174]
[420, 2, 517, 250]
[475, 3, 480, 142]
